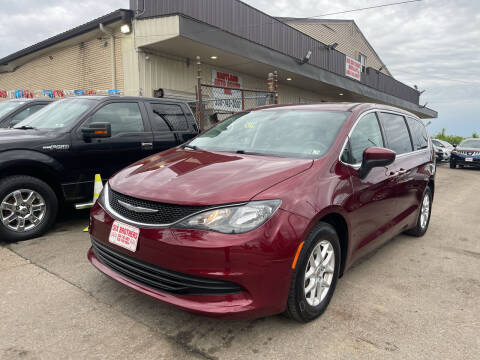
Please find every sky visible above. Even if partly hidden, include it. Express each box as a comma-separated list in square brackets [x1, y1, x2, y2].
[0, 0, 478, 137]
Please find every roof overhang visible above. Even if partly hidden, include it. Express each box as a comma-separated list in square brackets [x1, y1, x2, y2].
[137, 15, 437, 119]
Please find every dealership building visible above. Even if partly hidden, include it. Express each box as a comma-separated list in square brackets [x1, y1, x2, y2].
[0, 0, 437, 119]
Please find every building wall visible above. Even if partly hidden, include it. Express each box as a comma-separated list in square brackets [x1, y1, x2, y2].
[286, 21, 391, 76]
[136, 51, 334, 105]
[0, 29, 125, 96]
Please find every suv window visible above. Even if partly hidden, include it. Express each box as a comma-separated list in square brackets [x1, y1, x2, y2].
[152, 103, 188, 131]
[406, 117, 428, 150]
[347, 113, 384, 164]
[379, 113, 413, 155]
[88, 102, 144, 136]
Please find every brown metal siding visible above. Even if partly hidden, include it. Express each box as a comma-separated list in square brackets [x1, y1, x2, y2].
[131, 0, 419, 105]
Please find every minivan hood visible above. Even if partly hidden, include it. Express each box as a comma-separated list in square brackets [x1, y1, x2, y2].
[109, 148, 313, 205]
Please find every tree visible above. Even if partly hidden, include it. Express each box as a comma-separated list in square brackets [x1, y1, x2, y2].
[472, 132, 479, 138]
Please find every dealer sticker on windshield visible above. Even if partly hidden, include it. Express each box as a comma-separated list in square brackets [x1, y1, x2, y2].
[109, 220, 140, 252]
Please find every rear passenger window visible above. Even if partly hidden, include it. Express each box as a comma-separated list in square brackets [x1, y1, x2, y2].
[406, 117, 428, 150]
[89, 103, 144, 136]
[151, 104, 188, 131]
[379, 113, 413, 155]
[347, 113, 384, 164]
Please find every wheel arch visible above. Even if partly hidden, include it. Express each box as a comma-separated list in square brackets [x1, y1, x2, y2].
[318, 212, 349, 277]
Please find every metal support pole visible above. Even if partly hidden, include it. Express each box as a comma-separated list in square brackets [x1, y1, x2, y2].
[196, 56, 204, 130]
[273, 71, 279, 104]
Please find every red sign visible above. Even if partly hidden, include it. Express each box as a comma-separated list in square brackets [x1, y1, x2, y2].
[345, 56, 361, 81]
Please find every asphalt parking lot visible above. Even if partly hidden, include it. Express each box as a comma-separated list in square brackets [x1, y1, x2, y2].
[1, 164, 479, 360]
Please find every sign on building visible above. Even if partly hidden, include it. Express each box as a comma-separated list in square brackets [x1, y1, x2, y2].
[345, 56, 362, 81]
[211, 70, 243, 111]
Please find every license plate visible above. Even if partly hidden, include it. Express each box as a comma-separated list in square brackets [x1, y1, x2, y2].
[466, 158, 473, 162]
[109, 220, 140, 252]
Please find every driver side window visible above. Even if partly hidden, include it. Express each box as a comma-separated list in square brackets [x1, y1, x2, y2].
[86, 102, 144, 137]
[348, 113, 384, 164]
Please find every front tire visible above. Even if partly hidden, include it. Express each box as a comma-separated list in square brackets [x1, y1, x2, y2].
[450, 161, 456, 169]
[285, 222, 341, 322]
[0, 176, 58, 242]
[405, 187, 432, 237]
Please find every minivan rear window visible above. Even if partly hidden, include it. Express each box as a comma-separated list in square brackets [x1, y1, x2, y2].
[379, 113, 413, 155]
[188, 110, 350, 159]
[406, 117, 429, 150]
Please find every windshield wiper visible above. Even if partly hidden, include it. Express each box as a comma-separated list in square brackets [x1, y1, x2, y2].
[14, 125, 37, 130]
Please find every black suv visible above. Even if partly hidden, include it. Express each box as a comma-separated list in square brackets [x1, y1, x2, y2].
[0, 96, 199, 241]
[0, 99, 53, 128]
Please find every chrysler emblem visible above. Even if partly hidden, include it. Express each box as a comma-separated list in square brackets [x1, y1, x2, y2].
[118, 200, 159, 213]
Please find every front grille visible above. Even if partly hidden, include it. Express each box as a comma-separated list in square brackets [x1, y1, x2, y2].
[459, 151, 480, 156]
[108, 188, 208, 225]
[91, 239, 244, 295]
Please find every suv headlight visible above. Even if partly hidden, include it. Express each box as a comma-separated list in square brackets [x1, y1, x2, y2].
[176, 200, 281, 234]
[451, 149, 458, 155]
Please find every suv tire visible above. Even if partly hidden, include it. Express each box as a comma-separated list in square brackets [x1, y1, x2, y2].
[284, 222, 341, 322]
[0, 176, 58, 242]
[450, 161, 456, 169]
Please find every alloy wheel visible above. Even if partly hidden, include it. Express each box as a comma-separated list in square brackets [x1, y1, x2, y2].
[304, 240, 335, 306]
[1, 189, 46, 232]
[420, 193, 430, 229]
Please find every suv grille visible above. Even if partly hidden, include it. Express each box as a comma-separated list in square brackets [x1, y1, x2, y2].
[91, 239, 243, 295]
[459, 151, 480, 156]
[108, 188, 208, 225]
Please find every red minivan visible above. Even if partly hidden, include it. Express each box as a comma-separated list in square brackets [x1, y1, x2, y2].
[88, 103, 435, 322]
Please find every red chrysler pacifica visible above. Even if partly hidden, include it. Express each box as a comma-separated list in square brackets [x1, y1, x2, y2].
[88, 103, 435, 322]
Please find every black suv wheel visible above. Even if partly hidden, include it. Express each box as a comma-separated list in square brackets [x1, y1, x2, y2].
[0, 176, 58, 242]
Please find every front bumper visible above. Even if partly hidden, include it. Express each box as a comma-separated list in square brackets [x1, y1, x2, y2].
[88, 202, 309, 319]
[451, 153, 480, 167]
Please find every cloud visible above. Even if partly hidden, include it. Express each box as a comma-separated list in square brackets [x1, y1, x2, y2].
[0, 0, 478, 135]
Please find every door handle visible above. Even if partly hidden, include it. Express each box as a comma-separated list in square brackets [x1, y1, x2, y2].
[141, 142, 153, 150]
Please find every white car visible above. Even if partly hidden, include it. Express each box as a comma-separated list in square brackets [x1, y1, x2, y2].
[432, 139, 454, 161]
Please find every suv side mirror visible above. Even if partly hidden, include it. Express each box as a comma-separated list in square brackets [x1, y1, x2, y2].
[453, 144, 457, 148]
[359, 147, 396, 179]
[81, 122, 112, 139]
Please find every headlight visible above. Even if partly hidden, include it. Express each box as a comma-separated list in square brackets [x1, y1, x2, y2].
[451, 150, 458, 155]
[96, 182, 108, 208]
[176, 200, 281, 234]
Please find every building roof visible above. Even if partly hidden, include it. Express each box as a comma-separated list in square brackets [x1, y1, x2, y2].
[276, 17, 391, 76]
[0, 9, 132, 66]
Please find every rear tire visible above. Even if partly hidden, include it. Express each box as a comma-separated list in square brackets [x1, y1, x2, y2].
[0, 176, 58, 242]
[405, 187, 432, 237]
[284, 222, 341, 323]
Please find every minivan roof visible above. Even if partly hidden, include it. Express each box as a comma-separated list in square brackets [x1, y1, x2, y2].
[251, 102, 419, 119]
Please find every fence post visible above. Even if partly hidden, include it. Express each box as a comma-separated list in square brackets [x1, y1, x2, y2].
[273, 71, 279, 104]
[196, 56, 205, 130]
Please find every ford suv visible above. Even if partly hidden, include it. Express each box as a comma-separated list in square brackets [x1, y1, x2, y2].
[88, 103, 435, 322]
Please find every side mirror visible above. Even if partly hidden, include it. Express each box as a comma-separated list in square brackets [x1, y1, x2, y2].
[81, 122, 112, 139]
[453, 144, 457, 148]
[359, 147, 396, 179]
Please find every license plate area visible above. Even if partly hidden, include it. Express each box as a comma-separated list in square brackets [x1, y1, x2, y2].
[109, 220, 140, 252]
[466, 158, 473, 162]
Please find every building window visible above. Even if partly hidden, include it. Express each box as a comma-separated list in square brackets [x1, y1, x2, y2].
[358, 53, 367, 72]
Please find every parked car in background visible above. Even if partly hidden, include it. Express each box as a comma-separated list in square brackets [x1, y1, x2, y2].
[431, 139, 453, 162]
[88, 103, 435, 322]
[450, 138, 480, 168]
[0, 96, 199, 242]
[0, 99, 53, 128]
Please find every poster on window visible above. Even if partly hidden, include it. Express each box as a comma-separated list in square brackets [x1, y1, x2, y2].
[211, 70, 243, 111]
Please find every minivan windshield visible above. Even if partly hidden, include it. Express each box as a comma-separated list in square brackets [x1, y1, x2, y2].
[188, 110, 350, 158]
[0, 101, 25, 117]
[459, 139, 480, 149]
[14, 98, 97, 130]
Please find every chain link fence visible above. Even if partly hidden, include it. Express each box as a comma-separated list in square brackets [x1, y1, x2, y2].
[194, 84, 276, 130]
